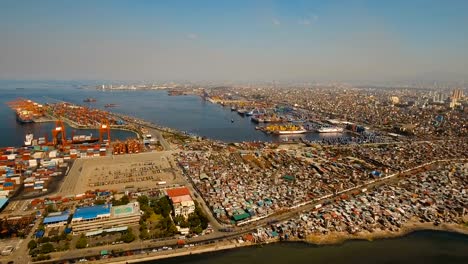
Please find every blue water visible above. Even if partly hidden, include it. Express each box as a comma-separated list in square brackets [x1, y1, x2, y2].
[145, 231, 468, 264]
[0, 80, 344, 147]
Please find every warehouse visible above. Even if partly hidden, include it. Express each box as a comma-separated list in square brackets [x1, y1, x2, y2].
[43, 211, 70, 227]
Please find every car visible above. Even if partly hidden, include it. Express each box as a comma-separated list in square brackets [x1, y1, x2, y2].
[1, 246, 14, 256]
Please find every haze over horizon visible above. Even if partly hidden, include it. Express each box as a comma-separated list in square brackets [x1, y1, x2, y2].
[1, 0, 468, 82]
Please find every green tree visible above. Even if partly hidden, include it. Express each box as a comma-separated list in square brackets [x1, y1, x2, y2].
[139, 228, 149, 240]
[192, 226, 203, 234]
[37, 236, 50, 243]
[137, 195, 149, 206]
[111, 195, 130, 206]
[75, 234, 88, 249]
[153, 197, 172, 217]
[94, 199, 106, 205]
[45, 204, 57, 214]
[50, 235, 60, 243]
[120, 228, 135, 243]
[28, 240, 37, 250]
[40, 243, 54, 254]
[120, 195, 130, 205]
[188, 213, 201, 228]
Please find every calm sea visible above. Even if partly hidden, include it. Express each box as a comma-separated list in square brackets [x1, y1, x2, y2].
[0, 80, 345, 147]
[146, 231, 468, 264]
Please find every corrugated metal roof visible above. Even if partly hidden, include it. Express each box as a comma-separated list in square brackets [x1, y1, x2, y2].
[166, 187, 190, 198]
[43, 211, 70, 224]
[73, 204, 111, 220]
[233, 213, 250, 221]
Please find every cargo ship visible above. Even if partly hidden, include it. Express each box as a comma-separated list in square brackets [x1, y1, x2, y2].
[16, 111, 34, 123]
[264, 124, 307, 135]
[316, 126, 344, 133]
[83, 98, 97, 103]
[71, 134, 100, 144]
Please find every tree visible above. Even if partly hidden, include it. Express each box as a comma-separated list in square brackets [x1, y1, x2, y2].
[120, 228, 135, 243]
[45, 204, 57, 214]
[75, 234, 88, 249]
[111, 195, 130, 206]
[153, 197, 172, 217]
[37, 236, 50, 243]
[40, 243, 54, 254]
[137, 195, 149, 206]
[120, 195, 130, 205]
[28, 240, 37, 250]
[188, 213, 201, 228]
[192, 226, 203, 235]
[94, 199, 106, 205]
[139, 229, 149, 240]
[50, 235, 61, 243]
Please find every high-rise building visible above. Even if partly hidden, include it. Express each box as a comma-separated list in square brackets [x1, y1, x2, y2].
[451, 89, 464, 100]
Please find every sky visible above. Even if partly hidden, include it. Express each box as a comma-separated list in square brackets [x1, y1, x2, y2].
[1, 0, 468, 82]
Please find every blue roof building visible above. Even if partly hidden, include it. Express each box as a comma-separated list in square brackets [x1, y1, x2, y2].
[72, 204, 111, 221]
[70, 203, 141, 234]
[43, 211, 70, 226]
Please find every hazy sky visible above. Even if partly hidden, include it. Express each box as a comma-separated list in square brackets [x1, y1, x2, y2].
[1, 0, 468, 82]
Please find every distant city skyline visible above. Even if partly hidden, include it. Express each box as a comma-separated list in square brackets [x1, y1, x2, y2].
[1, 0, 468, 82]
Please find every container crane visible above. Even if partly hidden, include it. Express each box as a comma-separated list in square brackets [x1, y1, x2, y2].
[52, 120, 66, 147]
[99, 119, 111, 144]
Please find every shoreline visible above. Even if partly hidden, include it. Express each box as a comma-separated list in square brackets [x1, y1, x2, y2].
[303, 220, 468, 245]
[36, 114, 141, 138]
[90, 223, 468, 264]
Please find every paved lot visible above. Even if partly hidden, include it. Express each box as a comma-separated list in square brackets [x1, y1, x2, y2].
[58, 151, 184, 196]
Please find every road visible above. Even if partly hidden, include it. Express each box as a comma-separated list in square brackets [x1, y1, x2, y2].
[2, 217, 41, 264]
[111, 113, 172, 151]
[40, 158, 466, 263]
[146, 127, 171, 150]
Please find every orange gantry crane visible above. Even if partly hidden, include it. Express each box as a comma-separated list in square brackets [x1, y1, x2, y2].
[99, 119, 111, 144]
[52, 120, 66, 147]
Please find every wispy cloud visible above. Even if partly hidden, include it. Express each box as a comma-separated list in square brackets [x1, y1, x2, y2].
[272, 18, 281, 25]
[187, 33, 198, 39]
[298, 14, 318, 26]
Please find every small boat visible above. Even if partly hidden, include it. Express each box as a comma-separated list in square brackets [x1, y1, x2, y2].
[83, 98, 97, 103]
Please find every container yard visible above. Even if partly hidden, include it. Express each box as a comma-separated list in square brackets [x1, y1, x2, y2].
[1, 98, 167, 201]
[6, 98, 47, 123]
[0, 144, 69, 200]
[46, 102, 125, 128]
